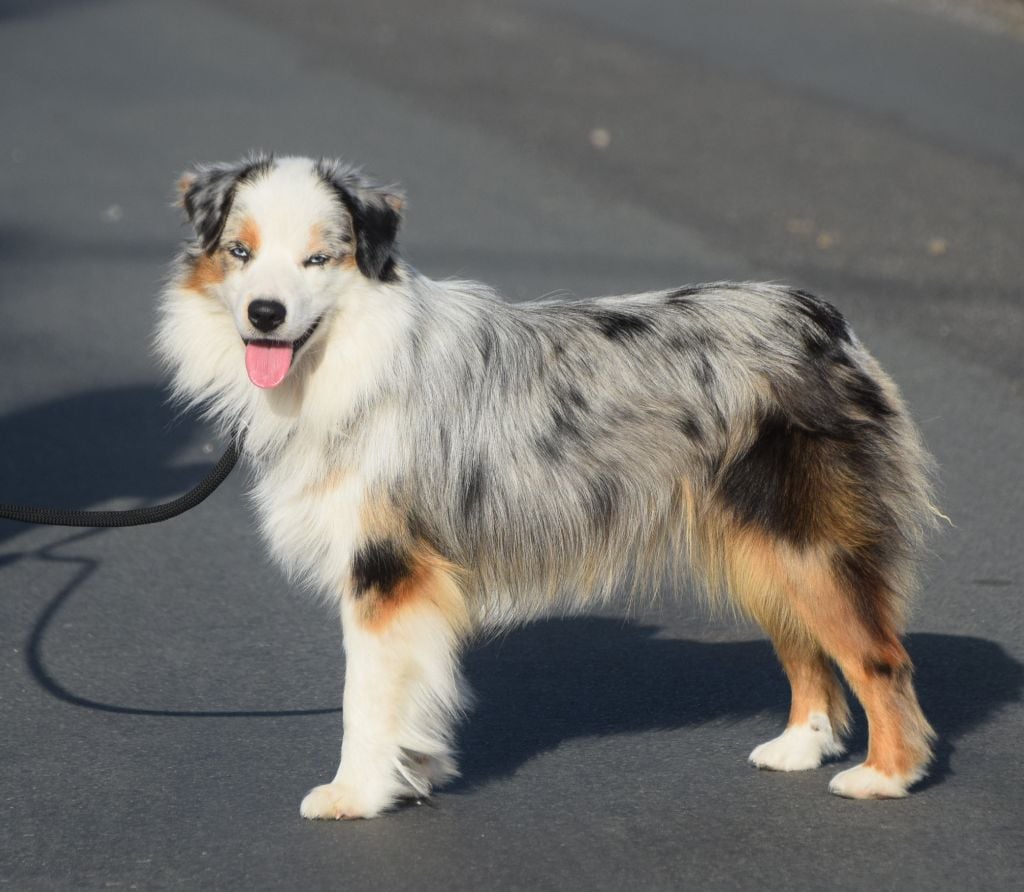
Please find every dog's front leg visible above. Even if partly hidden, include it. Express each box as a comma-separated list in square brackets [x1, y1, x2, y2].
[300, 551, 470, 819]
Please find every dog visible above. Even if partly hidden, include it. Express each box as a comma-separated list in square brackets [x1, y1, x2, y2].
[156, 154, 938, 818]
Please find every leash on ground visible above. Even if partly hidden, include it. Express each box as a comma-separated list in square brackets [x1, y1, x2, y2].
[0, 437, 240, 528]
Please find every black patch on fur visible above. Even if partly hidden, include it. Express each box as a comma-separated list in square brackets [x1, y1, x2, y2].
[676, 410, 703, 442]
[612, 406, 639, 426]
[351, 540, 412, 598]
[666, 285, 707, 301]
[693, 354, 717, 393]
[720, 412, 808, 542]
[551, 407, 582, 440]
[723, 406, 896, 548]
[587, 475, 619, 535]
[316, 161, 401, 282]
[546, 380, 589, 447]
[183, 156, 274, 254]
[591, 310, 652, 342]
[553, 382, 589, 417]
[461, 461, 487, 518]
[566, 385, 588, 410]
[789, 289, 851, 344]
[331, 185, 400, 282]
[717, 410, 885, 547]
[846, 370, 895, 420]
[478, 327, 495, 369]
[536, 435, 561, 461]
[803, 334, 856, 369]
[669, 325, 718, 357]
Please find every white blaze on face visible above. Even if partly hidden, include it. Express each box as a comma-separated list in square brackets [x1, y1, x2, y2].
[227, 158, 348, 388]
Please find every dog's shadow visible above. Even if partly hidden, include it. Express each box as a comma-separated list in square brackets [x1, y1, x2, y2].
[452, 618, 1023, 791]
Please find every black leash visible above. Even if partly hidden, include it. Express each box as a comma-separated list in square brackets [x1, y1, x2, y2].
[0, 438, 240, 528]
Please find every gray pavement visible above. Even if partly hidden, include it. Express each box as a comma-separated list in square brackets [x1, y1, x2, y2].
[1, 1, 1022, 889]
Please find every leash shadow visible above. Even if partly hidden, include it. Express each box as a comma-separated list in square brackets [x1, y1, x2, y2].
[17, 528, 341, 719]
[0, 385, 222, 544]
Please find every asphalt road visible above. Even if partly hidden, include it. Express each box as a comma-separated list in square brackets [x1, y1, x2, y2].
[1, 1, 1022, 889]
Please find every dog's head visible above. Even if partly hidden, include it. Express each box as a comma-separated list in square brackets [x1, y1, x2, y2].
[175, 154, 404, 388]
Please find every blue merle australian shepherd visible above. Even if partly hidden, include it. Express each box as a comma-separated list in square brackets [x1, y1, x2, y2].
[156, 154, 938, 818]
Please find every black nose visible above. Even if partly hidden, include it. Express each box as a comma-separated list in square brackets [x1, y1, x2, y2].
[248, 299, 286, 333]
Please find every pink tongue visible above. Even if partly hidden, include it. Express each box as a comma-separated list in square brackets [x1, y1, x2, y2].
[245, 342, 294, 388]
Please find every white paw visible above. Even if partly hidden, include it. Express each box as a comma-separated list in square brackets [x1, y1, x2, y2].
[828, 764, 913, 799]
[299, 782, 383, 820]
[749, 713, 845, 771]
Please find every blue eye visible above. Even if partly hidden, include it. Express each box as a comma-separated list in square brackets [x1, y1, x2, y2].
[305, 253, 330, 267]
[229, 244, 251, 261]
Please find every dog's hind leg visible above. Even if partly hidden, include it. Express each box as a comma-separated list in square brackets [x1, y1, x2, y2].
[794, 570, 933, 799]
[748, 633, 849, 772]
[300, 546, 471, 820]
[738, 534, 933, 797]
[719, 531, 849, 771]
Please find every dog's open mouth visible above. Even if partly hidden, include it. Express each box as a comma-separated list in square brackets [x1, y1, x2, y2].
[243, 317, 322, 389]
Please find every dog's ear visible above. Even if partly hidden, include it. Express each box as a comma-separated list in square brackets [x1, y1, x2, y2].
[316, 160, 404, 282]
[176, 155, 273, 254]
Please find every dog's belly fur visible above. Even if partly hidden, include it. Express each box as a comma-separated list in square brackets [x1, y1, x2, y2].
[157, 155, 939, 818]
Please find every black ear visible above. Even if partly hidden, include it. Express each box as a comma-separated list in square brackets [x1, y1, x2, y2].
[176, 154, 273, 254]
[316, 159, 403, 282]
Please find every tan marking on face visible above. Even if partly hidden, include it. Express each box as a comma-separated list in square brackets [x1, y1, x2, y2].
[182, 252, 227, 293]
[305, 224, 325, 258]
[237, 217, 262, 253]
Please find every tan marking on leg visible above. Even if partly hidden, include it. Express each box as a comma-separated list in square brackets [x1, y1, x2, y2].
[768, 542, 933, 778]
[717, 524, 849, 734]
[353, 495, 470, 636]
[717, 521, 931, 779]
[721, 525, 803, 640]
[768, 633, 850, 735]
[358, 547, 470, 636]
